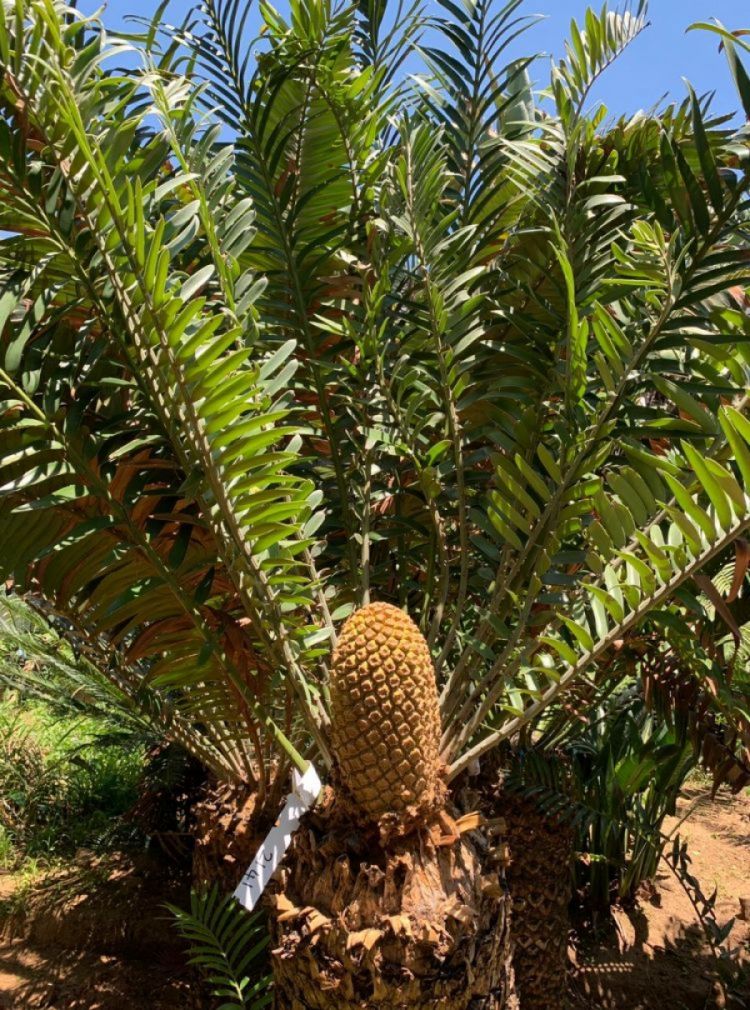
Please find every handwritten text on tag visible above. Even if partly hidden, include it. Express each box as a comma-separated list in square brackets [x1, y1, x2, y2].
[233, 763, 321, 912]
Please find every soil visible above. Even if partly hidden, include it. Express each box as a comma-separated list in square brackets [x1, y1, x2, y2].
[0, 851, 199, 1009]
[0, 788, 746, 1010]
[571, 786, 750, 1010]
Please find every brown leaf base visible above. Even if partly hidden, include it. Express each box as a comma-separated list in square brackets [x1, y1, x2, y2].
[191, 780, 268, 892]
[267, 789, 515, 1009]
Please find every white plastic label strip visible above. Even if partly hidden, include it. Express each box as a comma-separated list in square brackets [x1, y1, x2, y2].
[233, 763, 322, 912]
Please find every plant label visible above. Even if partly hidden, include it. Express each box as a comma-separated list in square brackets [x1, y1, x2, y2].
[233, 763, 322, 912]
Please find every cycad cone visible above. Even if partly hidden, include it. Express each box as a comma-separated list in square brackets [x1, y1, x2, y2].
[330, 602, 442, 822]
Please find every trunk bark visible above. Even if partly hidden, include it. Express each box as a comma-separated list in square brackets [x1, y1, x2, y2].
[503, 791, 573, 1010]
[267, 790, 515, 1010]
[473, 759, 573, 1010]
[191, 780, 268, 891]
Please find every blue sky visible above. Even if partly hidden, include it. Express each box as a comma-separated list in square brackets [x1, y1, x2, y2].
[96, 0, 746, 121]
[528, 1, 742, 117]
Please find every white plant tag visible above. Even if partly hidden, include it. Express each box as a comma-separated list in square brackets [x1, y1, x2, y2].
[233, 763, 322, 912]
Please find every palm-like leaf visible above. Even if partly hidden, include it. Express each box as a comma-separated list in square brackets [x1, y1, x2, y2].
[0, 0, 749, 796]
[169, 887, 272, 1009]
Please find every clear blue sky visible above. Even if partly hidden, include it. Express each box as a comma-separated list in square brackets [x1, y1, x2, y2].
[95, 0, 746, 121]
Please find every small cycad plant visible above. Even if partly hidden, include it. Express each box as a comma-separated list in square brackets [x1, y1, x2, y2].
[169, 887, 272, 1010]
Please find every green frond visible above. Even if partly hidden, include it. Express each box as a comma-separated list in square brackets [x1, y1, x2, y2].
[551, 3, 649, 123]
[449, 405, 750, 777]
[1, 0, 749, 787]
[0, 0, 322, 775]
[169, 887, 272, 1009]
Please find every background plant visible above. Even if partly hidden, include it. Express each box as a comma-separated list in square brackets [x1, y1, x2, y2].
[0, 692, 143, 864]
[506, 541, 750, 910]
[0, 596, 167, 865]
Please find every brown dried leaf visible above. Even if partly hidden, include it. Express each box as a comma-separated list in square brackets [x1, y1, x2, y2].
[277, 907, 304, 923]
[420, 925, 441, 945]
[346, 928, 382, 952]
[436, 832, 459, 847]
[445, 897, 476, 925]
[270, 893, 296, 914]
[305, 911, 331, 935]
[728, 538, 750, 602]
[694, 573, 741, 644]
[386, 914, 413, 938]
[455, 811, 484, 833]
[484, 817, 507, 836]
[481, 878, 504, 898]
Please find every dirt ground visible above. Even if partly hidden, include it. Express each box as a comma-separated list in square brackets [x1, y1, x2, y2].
[0, 853, 198, 1009]
[0, 789, 747, 1009]
[571, 786, 750, 1010]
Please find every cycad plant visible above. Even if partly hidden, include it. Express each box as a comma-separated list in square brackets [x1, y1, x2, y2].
[170, 887, 272, 1009]
[510, 685, 696, 912]
[2, 0, 750, 1005]
[491, 556, 750, 1006]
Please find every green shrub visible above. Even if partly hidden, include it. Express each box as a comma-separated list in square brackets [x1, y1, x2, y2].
[0, 696, 143, 865]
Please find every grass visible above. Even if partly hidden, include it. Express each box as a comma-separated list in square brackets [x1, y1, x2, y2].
[0, 823, 13, 864]
[0, 692, 144, 869]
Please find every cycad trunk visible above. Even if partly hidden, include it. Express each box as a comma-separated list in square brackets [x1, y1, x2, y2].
[266, 605, 515, 1006]
[191, 781, 267, 891]
[473, 757, 573, 1010]
[502, 792, 573, 1010]
[267, 791, 515, 1009]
